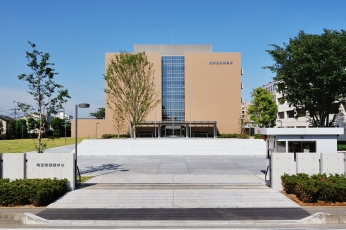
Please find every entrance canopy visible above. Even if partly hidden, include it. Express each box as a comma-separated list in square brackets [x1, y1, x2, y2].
[133, 121, 217, 138]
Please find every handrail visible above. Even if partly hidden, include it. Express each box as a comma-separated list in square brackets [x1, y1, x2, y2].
[264, 165, 270, 186]
[76, 166, 81, 184]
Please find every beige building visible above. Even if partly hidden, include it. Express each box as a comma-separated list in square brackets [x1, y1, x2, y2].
[72, 44, 243, 138]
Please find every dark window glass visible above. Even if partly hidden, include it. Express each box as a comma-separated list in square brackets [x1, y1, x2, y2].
[162, 56, 185, 122]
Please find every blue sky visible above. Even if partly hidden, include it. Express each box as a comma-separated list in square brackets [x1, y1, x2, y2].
[1, 0, 345, 118]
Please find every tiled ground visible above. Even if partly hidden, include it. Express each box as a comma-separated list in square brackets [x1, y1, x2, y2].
[78, 155, 266, 177]
[48, 186, 299, 209]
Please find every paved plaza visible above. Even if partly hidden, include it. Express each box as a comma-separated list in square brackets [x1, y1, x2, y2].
[34, 140, 308, 223]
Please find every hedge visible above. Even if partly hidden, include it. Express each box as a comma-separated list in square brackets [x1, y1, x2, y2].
[0, 178, 68, 207]
[101, 133, 130, 139]
[281, 173, 346, 203]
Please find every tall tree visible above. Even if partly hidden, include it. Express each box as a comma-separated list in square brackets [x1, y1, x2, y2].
[17, 41, 70, 152]
[265, 29, 346, 127]
[247, 87, 278, 128]
[112, 109, 126, 138]
[105, 52, 159, 139]
[50, 117, 64, 137]
[0, 120, 3, 135]
[90, 107, 105, 119]
[27, 117, 37, 136]
[15, 119, 28, 138]
[7, 120, 16, 139]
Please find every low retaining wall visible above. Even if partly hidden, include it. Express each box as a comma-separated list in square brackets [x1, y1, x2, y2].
[271, 152, 346, 190]
[0, 152, 75, 190]
[76, 139, 266, 156]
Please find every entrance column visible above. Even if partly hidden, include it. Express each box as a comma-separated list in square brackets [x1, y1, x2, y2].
[214, 124, 217, 138]
[186, 124, 189, 138]
[158, 124, 161, 138]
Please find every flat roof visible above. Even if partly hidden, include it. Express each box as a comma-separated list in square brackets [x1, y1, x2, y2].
[134, 44, 212, 55]
[260, 128, 344, 135]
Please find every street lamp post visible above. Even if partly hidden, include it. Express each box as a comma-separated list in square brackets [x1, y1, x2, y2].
[190, 78, 192, 138]
[64, 117, 66, 145]
[96, 122, 99, 139]
[75, 103, 90, 185]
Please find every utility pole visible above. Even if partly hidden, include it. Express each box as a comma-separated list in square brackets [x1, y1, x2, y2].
[11, 102, 20, 120]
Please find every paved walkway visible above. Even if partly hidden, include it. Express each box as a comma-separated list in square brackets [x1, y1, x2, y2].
[47, 185, 299, 209]
[78, 155, 266, 176]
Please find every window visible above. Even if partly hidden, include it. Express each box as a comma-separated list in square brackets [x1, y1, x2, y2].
[288, 141, 316, 153]
[278, 112, 284, 119]
[277, 141, 286, 153]
[287, 110, 295, 118]
[162, 56, 185, 122]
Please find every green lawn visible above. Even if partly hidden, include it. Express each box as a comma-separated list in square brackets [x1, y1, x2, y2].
[0, 137, 85, 153]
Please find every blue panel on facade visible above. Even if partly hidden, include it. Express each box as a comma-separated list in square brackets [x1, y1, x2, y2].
[162, 56, 185, 122]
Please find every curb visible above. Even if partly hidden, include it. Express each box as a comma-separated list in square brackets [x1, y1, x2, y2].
[16, 212, 346, 226]
[0, 213, 22, 224]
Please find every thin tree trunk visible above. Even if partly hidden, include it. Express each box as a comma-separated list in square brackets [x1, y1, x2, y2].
[38, 112, 42, 153]
[133, 125, 136, 139]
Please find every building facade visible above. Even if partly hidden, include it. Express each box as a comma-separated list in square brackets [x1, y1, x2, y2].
[72, 44, 243, 138]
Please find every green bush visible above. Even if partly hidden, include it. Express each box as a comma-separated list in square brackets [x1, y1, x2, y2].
[337, 141, 346, 151]
[101, 133, 130, 139]
[253, 134, 263, 139]
[281, 173, 346, 203]
[0, 178, 68, 207]
[218, 133, 240, 138]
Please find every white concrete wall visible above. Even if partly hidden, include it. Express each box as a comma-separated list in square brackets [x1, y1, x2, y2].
[2, 153, 26, 180]
[271, 153, 295, 191]
[76, 139, 266, 156]
[320, 153, 345, 175]
[0, 153, 2, 178]
[296, 153, 320, 175]
[26, 153, 76, 190]
[271, 152, 346, 191]
[1, 153, 75, 190]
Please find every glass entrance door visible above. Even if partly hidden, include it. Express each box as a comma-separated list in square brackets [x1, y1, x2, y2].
[163, 126, 185, 137]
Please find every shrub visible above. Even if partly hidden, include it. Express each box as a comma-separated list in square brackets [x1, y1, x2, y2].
[218, 133, 240, 138]
[101, 133, 130, 139]
[281, 173, 346, 203]
[253, 134, 263, 139]
[0, 178, 68, 207]
[337, 141, 346, 151]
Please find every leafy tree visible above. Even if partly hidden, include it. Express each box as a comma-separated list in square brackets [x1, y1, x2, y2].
[0, 120, 3, 135]
[247, 87, 278, 128]
[50, 117, 64, 137]
[7, 120, 16, 139]
[90, 107, 105, 119]
[113, 109, 126, 138]
[15, 119, 28, 138]
[105, 52, 160, 139]
[265, 29, 346, 127]
[65, 123, 71, 137]
[27, 117, 37, 136]
[17, 41, 70, 152]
